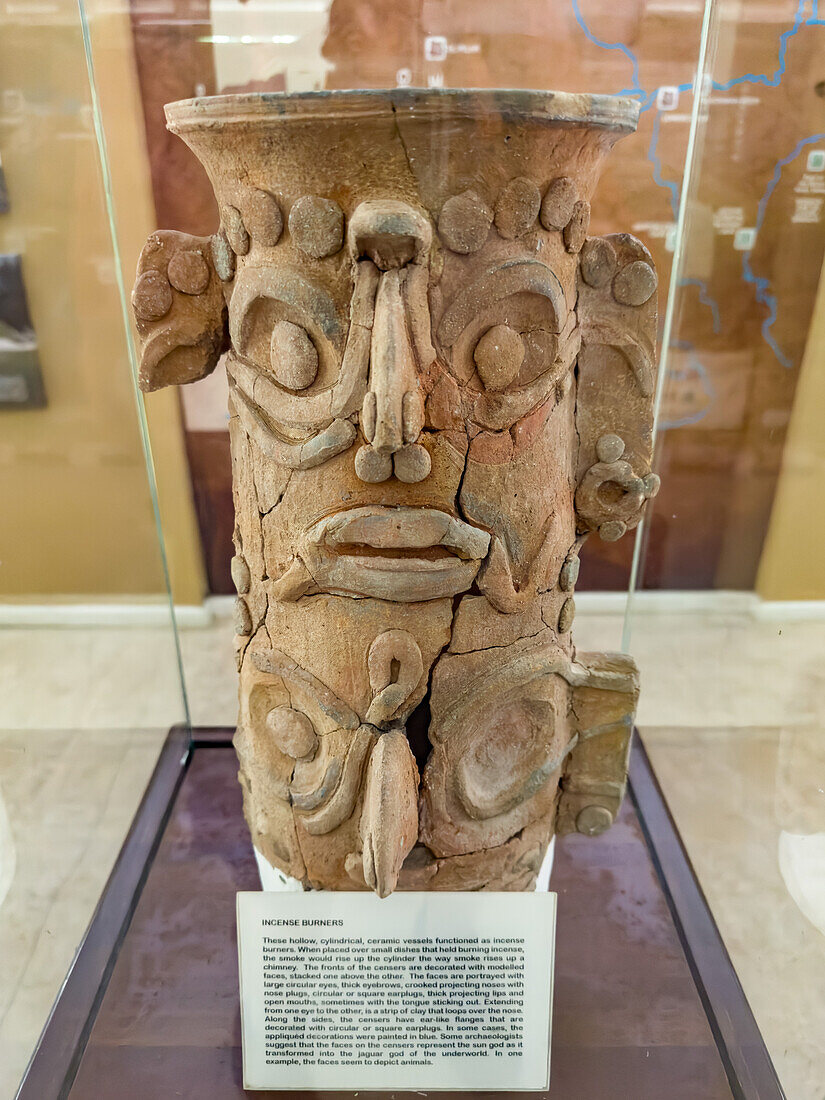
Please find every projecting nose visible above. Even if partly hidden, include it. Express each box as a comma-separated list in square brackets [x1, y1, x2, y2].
[348, 202, 434, 484]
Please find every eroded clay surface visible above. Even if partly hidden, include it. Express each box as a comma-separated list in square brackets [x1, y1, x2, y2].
[133, 90, 658, 894]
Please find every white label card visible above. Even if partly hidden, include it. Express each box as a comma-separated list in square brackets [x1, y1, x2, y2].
[237, 890, 556, 1092]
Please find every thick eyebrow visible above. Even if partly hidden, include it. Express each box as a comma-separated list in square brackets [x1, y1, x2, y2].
[251, 646, 361, 729]
[437, 259, 565, 347]
[229, 380, 356, 469]
[229, 266, 341, 351]
[225, 261, 379, 430]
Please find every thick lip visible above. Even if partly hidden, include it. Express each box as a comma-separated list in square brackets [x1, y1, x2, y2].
[165, 88, 640, 134]
[313, 506, 490, 559]
[301, 506, 491, 602]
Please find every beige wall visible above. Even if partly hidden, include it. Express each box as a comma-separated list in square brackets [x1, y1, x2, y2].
[0, 0, 205, 604]
[757, 259, 825, 601]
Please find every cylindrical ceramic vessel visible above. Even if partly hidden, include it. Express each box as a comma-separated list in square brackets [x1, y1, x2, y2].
[132, 89, 659, 895]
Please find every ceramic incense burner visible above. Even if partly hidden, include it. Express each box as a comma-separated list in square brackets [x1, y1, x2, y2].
[132, 89, 659, 895]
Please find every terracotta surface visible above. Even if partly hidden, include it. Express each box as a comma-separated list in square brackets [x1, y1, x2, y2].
[132, 89, 659, 894]
[66, 745, 732, 1099]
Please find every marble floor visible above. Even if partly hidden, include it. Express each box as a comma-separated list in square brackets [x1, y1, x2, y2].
[0, 600, 823, 1098]
[645, 726, 825, 1100]
[0, 727, 166, 1099]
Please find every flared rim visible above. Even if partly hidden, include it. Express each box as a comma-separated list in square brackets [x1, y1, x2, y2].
[165, 87, 640, 135]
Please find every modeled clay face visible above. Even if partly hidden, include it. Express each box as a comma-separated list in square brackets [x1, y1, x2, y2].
[133, 90, 660, 896]
[225, 192, 580, 607]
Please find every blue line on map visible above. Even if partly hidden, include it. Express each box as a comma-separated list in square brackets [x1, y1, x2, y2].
[714, 0, 814, 89]
[572, 0, 825, 367]
[658, 341, 715, 430]
[638, 0, 823, 108]
[741, 131, 825, 368]
[679, 279, 723, 334]
[648, 112, 679, 218]
[638, 84, 690, 114]
[573, 0, 823, 109]
[569, 0, 643, 95]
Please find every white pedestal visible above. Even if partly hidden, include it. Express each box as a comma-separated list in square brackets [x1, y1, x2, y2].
[253, 848, 305, 892]
[254, 835, 556, 893]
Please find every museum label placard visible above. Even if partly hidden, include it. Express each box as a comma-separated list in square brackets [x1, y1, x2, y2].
[237, 890, 556, 1091]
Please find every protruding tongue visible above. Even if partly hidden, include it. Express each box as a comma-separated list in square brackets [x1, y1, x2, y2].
[360, 730, 419, 898]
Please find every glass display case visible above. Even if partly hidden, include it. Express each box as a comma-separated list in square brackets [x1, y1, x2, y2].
[0, 5, 189, 1095]
[1, 1, 824, 1097]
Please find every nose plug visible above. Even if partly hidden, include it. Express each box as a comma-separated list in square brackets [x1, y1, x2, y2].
[355, 441, 431, 484]
[355, 386, 430, 483]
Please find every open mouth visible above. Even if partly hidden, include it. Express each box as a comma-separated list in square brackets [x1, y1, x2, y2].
[301, 506, 491, 601]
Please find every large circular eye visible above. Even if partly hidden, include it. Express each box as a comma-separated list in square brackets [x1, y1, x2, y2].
[473, 324, 525, 391]
[270, 320, 319, 390]
[265, 706, 317, 760]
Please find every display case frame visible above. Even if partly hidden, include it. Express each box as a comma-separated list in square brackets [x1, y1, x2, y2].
[16, 729, 784, 1100]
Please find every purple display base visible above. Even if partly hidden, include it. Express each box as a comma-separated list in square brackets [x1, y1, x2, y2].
[16, 730, 784, 1100]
